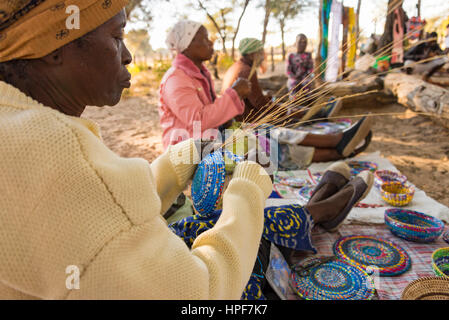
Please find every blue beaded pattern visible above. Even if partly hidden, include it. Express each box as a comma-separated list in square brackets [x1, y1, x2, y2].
[290, 258, 375, 300]
[385, 209, 445, 243]
[191, 151, 226, 215]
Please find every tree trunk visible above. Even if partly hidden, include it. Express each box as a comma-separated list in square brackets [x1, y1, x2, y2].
[220, 36, 227, 54]
[315, 0, 324, 77]
[219, 9, 228, 54]
[417, 0, 423, 39]
[379, 0, 403, 54]
[355, 0, 362, 49]
[197, 0, 227, 54]
[384, 73, 449, 129]
[341, 7, 349, 74]
[280, 21, 286, 61]
[324, 73, 384, 96]
[231, 0, 251, 61]
[261, 0, 271, 45]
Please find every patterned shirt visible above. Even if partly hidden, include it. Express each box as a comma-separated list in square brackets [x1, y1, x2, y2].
[286, 52, 314, 93]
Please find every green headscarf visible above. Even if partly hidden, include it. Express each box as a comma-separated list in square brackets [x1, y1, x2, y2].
[239, 38, 264, 56]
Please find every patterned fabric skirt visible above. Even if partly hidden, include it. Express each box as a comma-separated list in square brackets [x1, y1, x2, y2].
[169, 204, 316, 300]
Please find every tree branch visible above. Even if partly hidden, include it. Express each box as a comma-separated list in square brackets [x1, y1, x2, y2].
[197, 0, 224, 39]
[231, 0, 251, 59]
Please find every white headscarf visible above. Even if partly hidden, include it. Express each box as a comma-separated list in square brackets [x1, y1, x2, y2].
[166, 20, 203, 53]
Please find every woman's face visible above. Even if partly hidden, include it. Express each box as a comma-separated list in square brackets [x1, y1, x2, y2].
[183, 26, 214, 62]
[61, 9, 132, 107]
[296, 35, 308, 53]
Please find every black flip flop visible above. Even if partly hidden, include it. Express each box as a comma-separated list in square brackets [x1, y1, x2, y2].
[324, 98, 343, 119]
[348, 131, 373, 158]
[336, 116, 372, 157]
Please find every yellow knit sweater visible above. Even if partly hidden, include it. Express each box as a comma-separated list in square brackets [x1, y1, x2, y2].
[0, 81, 273, 300]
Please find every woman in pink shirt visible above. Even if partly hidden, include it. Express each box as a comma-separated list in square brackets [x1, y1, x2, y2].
[159, 21, 251, 149]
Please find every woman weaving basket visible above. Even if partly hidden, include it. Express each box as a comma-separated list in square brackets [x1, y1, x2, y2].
[158, 21, 251, 150]
[0, 2, 372, 300]
[0, 0, 264, 300]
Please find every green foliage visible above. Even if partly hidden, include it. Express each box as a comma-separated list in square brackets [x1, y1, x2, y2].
[152, 60, 172, 82]
[271, 0, 316, 24]
[217, 54, 234, 72]
[128, 63, 149, 77]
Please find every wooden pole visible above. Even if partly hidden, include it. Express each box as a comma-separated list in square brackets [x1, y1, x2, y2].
[416, 0, 421, 17]
[315, 0, 324, 79]
[341, 6, 349, 74]
[355, 0, 362, 48]
[271, 46, 275, 72]
[379, 0, 403, 56]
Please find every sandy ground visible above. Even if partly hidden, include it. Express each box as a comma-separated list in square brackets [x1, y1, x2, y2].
[344, 102, 449, 208]
[84, 95, 164, 164]
[82, 70, 449, 208]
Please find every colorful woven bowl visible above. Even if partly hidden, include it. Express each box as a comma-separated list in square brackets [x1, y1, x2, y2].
[444, 231, 449, 245]
[381, 181, 415, 207]
[432, 248, 449, 278]
[401, 277, 449, 300]
[385, 209, 445, 243]
[191, 150, 226, 215]
[347, 161, 378, 176]
[374, 170, 407, 190]
[333, 235, 411, 277]
[290, 257, 375, 300]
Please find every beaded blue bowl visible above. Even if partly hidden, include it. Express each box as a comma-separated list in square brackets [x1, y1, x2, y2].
[191, 150, 226, 215]
[191, 150, 244, 215]
[290, 257, 375, 300]
[385, 209, 445, 243]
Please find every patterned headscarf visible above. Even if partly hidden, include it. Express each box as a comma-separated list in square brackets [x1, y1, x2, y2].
[238, 38, 264, 56]
[0, 0, 129, 63]
[165, 20, 202, 53]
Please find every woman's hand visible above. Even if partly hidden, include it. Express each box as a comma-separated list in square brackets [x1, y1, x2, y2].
[232, 78, 252, 100]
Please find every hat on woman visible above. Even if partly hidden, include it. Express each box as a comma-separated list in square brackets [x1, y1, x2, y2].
[166, 20, 203, 53]
[0, 0, 129, 62]
[239, 38, 264, 56]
